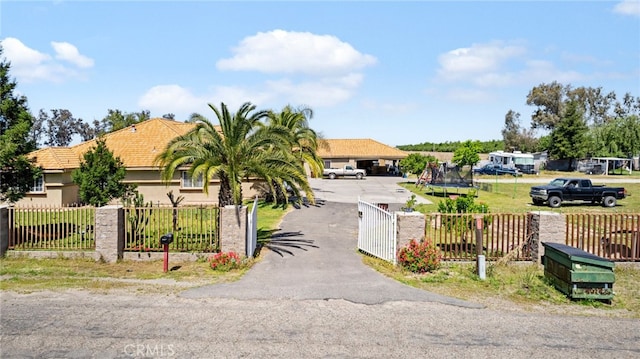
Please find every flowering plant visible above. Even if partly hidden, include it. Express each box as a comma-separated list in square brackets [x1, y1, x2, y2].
[397, 239, 442, 273]
[208, 251, 243, 271]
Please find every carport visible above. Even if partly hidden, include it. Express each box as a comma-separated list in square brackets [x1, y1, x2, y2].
[592, 157, 632, 175]
[317, 139, 408, 176]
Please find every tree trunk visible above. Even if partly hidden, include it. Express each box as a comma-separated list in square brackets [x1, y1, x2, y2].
[218, 173, 234, 206]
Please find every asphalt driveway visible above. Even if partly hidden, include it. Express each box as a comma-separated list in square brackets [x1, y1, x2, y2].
[182, 199, 477, 307]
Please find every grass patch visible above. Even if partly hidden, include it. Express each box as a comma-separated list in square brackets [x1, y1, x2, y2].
[362, 254, 640, 318]
[400, 172, 640, 213]
[1, 199, 291, 294]
[0, 256, 250, 294]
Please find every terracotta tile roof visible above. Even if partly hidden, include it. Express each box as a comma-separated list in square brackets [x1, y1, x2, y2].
[317, 139, 408, 159]
[28, 147, 82, 171]
[31, 118, 198, 170]
[30, 120, 406, 170]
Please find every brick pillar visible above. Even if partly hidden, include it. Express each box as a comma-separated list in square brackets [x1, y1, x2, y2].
[396, 211, 426, 250]
[0, 205, 8, 257]
[528, 211, 566, 264]
[95, 205, 124, 263]
[219, 205, 247, 255]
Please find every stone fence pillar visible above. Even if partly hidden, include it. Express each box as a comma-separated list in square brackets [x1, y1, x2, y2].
[396, 211, 426, 250]
[528, 211, 566, 264]
[95, 205, 124, 263]
[219, 205, 247, 255]
[0, 205, 8, 257]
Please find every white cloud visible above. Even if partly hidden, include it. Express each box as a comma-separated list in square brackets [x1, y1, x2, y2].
[613, 0, 640, 16]
[433, 40, 594, 97]
[139, 30, 377, 116]
[265, 76, 358, 107]
[521, 60, 585, 84]
[1, 37, 93, 83]
[437, 41, 527, 81]
[52, 41, 94, 68]
[216, 29, 377, 75]
[138, 85, 209, 116]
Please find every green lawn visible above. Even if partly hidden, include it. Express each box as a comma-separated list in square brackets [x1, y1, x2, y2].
[400, 172, 640, 214]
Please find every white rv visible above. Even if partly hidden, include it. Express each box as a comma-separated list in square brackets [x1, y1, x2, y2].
[488, 151, 536, 174]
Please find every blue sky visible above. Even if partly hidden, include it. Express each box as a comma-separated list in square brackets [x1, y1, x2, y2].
[2, 1, 639, 147]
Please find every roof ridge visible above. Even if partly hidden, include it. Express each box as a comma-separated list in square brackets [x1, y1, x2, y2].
[151, 117, 194, 136]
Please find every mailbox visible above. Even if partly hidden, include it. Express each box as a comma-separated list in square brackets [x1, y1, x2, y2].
[160, 233, 174, 245]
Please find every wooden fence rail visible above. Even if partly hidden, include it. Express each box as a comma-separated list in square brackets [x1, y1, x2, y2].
[566, 213, 639, 261]
[424, 213, 532, 261]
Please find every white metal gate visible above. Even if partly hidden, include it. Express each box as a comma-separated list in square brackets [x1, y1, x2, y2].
[246, 197, 258, 257]
[358, 199, 397, 264]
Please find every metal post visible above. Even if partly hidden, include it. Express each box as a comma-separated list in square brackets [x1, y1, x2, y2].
[163, 243, 169, 273]
[475, 216, 485, 280]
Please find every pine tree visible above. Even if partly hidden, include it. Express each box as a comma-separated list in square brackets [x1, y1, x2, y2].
[72, 137, 130, 206]
[0, 45, 40, 203]
[549, 101, 589, 169]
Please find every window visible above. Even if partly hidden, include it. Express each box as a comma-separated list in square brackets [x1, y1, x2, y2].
[181, 171, 203, 188]
[30, 175, 44, 193]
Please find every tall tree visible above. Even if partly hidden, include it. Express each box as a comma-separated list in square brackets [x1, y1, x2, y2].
[501, 110, 539, 153]
[0, 45, 41, 203]
[452, 140, 481, 168]
[76, 118, 107, 142]
[548, 101, 588, 169]
[72, 137, 130, 206]
[399, 153, 435, 176]
[156, 102, 314, 206]
[452, 140, 481, 182]
[42, 109, 78, 147]
[526, 81, 567, 130]
[101, 109, 150, 133]
[266, 105, 324, 178]
[186, 112, 207, 123]
[588, 115, 640, 157]
[501, 110, 522, 151]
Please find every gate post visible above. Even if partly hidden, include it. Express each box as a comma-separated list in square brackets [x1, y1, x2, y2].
[396, 211, 425, 250]
[219, 205, 247, 255]
[0, 205, 8, 257]
[95, 205, 124, 263]
[528, 211, 566, 264]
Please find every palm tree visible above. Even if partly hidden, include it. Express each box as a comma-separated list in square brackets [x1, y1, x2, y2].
[266, 105, 325, 178]
[155, 102, 314, 206]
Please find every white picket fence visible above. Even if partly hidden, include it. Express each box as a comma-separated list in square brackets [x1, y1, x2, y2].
[357, 199, 397, 264]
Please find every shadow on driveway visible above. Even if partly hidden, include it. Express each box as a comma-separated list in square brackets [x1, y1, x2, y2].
[181, 202, 482, 308]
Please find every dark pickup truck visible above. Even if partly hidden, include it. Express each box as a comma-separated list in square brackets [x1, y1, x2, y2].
[530, 178, 627, 208]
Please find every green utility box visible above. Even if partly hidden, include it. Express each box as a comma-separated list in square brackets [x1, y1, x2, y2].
[542, 242, 615, 301]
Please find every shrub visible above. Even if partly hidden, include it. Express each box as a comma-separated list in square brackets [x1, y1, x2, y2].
[208, 251, 243, 271]
[397, 239, 442, 273]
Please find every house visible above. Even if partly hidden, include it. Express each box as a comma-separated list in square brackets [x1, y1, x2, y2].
[14, 119, 407, 206]
[17, 118, 253, 206]
[317, 139, 408, 175]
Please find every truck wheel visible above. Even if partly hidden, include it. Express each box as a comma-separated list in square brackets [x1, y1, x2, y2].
[356, 173, 363, 180]
[602, 196, 616, 208]
[328, 173, 336, 180]
[548, 196, 562, 208]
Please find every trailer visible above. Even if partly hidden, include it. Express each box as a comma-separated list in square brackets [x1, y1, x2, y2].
[488, 151, 536, 174]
